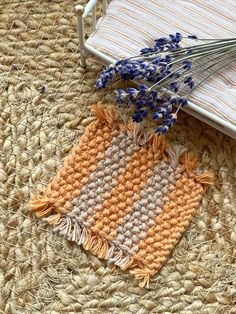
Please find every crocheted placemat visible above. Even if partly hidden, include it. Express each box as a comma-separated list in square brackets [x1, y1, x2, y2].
[30, 104, 212, 287]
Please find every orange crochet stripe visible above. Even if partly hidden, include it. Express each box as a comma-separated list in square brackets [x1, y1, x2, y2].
[30, 103, 213, 287]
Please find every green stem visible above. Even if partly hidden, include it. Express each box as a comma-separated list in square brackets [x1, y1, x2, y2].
[148, 45, 236, 91]
[127, 38, 236, 61]
[169, 42, 236, 66]
[175, 53, 236, 114]
[172, 38, 236, 54]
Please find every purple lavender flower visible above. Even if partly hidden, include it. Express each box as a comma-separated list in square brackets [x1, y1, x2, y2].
[115, 89, 128, 103]
[152, 57, 162, 64]
[179, 98, 188, 106]
[96, 79, 105, 89]
[184, 76, 195, 89]
[183, 60, 192, 70]
[152, 112, 163, 120]
[155, 113, 177, 134]
[134, 98, 147, 109]
[115, 59, 161, 82]
[169, 32, 182, 44]
[164, 55, 173, 63]
[96, 65, 116, 89]
[39, 85, 46, 93]
[166, 43, 180, 50]
[141, 33, 183, 56]
[168, 96, 188, 107]
[160, 102, 173, 116]
[127, 87, 139, 99]
[155, 37, 169, 47]
[140, 47, 160, 55]
[138, 84, 149, 95]
[169, 81, 179, 92]
[96, 31, 230, 135]
[188, 35, 198, 40]
[152, 102, 173, 120]
[132, 109, 148, 123]
[158, 61, 168, 67]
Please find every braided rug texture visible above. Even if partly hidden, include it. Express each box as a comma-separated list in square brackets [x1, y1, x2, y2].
[0, 0, 236, 313]
[30, 104, 212, 288]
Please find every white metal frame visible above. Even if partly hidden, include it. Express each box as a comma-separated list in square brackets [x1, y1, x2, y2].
[74, 1, 236, 139]
[75, 1, 112, 67]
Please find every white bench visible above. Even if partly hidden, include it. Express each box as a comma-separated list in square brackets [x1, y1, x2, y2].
[75, 0, 236, 139]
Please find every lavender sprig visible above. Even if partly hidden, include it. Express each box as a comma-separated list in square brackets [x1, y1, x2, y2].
[96, 33, 236, 134]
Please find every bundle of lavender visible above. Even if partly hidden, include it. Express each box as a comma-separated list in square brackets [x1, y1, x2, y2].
[96, 33, 236, 134]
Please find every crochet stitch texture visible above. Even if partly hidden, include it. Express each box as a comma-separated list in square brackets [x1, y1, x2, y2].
[30, 104, 212, 287]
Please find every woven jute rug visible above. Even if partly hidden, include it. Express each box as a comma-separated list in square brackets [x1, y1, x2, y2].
[0, 1, 236, 313]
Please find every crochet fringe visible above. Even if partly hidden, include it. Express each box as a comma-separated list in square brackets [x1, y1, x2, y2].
[53, 214, 157, 288]
[52, 215, 146, 273]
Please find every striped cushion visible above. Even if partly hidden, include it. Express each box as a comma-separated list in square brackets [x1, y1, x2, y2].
[30, 104, 212, 287]
[87, 0, 236, 126]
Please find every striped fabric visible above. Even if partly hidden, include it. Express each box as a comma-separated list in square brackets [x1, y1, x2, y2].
[30, 104, 212, 287]
[87, 0, 236, 126]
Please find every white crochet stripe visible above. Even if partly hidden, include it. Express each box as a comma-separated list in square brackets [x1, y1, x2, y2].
[87, 0, 236, 125]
